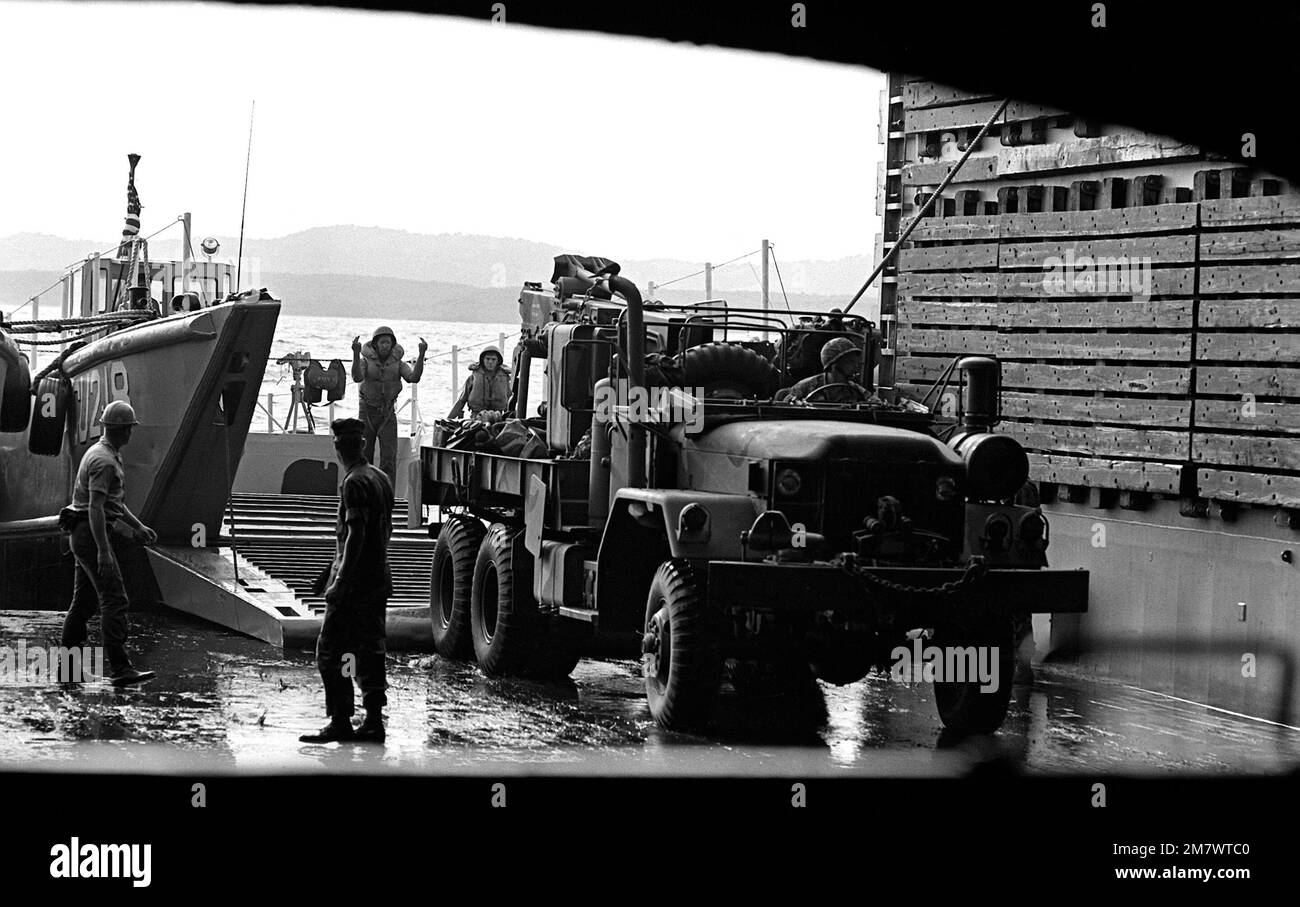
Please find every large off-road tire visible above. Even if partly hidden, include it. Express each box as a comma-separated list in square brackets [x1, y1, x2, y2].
[679, 342, 780, 399]
[429, 515, 485, 658]
[643, 560, 722, 729]
[470, 523, 536, 676]
[931, 615, 1015, 734]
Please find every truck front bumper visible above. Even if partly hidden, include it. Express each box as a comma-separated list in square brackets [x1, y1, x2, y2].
[706, 560, 1088, 619]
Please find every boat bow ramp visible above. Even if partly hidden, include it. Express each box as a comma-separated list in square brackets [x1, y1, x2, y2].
[148, 493, 434, 650]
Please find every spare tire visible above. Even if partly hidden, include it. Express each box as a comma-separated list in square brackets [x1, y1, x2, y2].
[28, 375, 70, 456]
[679, 342, 780, 399]
[0, 337, 32, 433]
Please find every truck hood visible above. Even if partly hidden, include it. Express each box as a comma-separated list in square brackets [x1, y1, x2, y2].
[687, 419, 964, 466]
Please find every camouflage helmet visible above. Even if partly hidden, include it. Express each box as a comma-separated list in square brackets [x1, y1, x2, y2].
[820, 337, 862, 370]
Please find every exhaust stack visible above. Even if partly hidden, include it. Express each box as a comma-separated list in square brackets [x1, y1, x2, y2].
[959, 356, 999, 432]
[607, 273, 646, 488]
[949, 356, 1028, 500]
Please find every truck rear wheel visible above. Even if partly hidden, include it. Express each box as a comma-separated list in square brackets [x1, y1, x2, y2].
[429, 515, 485, 659]
[643, 560, 721, 729]
[471, 523, 536, 676]
[930, 616, 1015, 734]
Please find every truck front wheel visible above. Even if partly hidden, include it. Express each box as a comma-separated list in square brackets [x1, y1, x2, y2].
[930, 616, 1015, 734]
[471, 524, 536, 676]
[643, 560, 721, 730]
[429, 515, 485, 658]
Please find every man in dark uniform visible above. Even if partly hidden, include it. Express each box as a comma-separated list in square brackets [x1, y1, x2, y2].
[300, 418, 395, 744]
[60, 400, 156, 685]
[777, 337, 878, 404]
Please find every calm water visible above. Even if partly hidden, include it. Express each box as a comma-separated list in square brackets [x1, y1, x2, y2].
[257, 315, 520, 433]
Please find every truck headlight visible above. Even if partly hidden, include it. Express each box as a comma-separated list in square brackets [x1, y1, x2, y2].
[1018, 510, 1048, 550]
[982, 513, 1012, 553]
[679, 503, 709, 534]
[776, 468, 802, 497]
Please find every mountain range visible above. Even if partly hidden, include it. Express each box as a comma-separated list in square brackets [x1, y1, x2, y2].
[0, 227, 880, 322]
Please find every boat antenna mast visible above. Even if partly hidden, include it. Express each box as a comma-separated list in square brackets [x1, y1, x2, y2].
[235, 100, 255, 294]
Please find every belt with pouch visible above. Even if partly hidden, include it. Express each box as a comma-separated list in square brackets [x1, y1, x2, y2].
[58, 507, 122, 534]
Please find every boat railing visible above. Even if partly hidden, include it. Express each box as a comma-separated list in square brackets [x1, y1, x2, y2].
[252, 389, 424, 438]
[250, 329, 517, 440]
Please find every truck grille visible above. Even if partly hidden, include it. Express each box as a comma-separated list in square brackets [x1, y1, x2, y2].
[819, 458, 963, 561]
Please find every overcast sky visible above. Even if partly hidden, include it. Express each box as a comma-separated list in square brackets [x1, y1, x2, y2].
[0, 2, 883, 263]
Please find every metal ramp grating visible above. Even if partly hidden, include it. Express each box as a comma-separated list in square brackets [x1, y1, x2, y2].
[220, 493, 433, 614]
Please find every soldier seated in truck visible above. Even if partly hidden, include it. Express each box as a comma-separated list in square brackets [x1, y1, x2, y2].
[776, 336, 878, 404]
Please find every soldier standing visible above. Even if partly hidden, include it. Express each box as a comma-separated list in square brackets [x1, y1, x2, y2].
[351, 326, 427, 487]
[300, 418, 395, 744]
[59, 400, 156, 685]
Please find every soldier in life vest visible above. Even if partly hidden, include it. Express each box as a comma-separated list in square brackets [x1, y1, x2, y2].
[777, 336, 877, 404]
[351, 326, 426, 486]
[448, 346, 511, 420]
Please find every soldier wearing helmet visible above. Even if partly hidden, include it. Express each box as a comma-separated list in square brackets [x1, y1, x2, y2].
[351, 326, 427, 486]
[58, 400, 156, 685]
[778, 336, 874, 404]
[448, 346, 511, 420]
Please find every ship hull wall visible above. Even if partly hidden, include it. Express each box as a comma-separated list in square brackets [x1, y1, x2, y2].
[1040, 499, 1299, 723]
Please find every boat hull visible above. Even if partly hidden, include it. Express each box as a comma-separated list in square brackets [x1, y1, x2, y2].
[0, 301, 279, 602]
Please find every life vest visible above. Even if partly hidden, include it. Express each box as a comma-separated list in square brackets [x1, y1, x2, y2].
[465, 363, 511, 414]
[357, 342, 408, 409]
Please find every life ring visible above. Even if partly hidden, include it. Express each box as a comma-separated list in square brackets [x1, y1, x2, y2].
[679, 342, 781, 399]
[0, 333, 32, 433]
[28, 374, 70, 456]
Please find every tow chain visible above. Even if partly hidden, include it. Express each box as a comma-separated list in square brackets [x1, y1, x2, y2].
[835, 553, 992, 630]
[836, 553, 988, 599]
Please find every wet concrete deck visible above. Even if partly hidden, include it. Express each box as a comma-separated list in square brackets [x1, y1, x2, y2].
[1, 609, 1296, 775]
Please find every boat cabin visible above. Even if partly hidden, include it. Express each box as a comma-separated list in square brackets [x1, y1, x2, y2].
[59, 254, 236, 319]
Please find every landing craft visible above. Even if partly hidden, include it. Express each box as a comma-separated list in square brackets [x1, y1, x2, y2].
[0, 155, 279, 607]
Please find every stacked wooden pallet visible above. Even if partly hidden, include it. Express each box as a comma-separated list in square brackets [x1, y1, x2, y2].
[886, 77, 1300, 513]
[1194, 195, 1300, 508]
[895, 204, 1197, 503]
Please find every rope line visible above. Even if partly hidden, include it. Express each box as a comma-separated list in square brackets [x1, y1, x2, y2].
[2, 216, 185, 318]
[653, 247, 761, 290]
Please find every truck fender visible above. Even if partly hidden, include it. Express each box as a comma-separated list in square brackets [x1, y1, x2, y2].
[610, 488, 765, 560]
